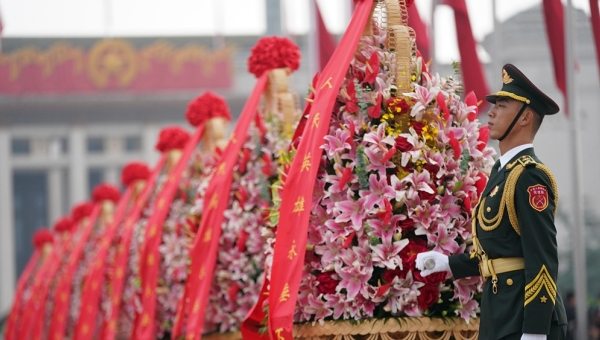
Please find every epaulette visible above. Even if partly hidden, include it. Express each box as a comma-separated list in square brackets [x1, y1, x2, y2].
[506, 155, 537, 170]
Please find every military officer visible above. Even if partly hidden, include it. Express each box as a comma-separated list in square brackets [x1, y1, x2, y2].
[416, 64, 567, 340]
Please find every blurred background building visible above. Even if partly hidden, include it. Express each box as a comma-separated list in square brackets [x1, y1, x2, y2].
[0, 0, 599, 327]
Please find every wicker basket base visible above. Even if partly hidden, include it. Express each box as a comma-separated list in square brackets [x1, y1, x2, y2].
[293, 317, 479, 340]
[202, 317, 479, 340]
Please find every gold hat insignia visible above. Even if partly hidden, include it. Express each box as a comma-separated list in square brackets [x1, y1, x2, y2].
[502, 69, 513, 84]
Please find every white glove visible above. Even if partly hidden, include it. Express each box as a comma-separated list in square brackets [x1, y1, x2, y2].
[415, 251, 450, 276]
[520, 334, 546, 340]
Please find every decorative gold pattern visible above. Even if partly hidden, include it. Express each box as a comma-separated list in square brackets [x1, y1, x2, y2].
[0, 39, 234, 88]
[525, 265, 557, 306]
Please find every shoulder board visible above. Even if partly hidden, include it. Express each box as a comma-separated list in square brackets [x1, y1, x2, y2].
[506, 155, 537, 170]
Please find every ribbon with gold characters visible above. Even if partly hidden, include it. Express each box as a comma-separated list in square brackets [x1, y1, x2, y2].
[267, 1, 374, 339]
[100, 156, 165, 340]
[132, 125, 206, 339]
[4, 243, 43, 339]
[73, 187, 133, 340]
[48, 205, 101, 340]
[171, 74, 268, 340]
[23, 230, 75, 340]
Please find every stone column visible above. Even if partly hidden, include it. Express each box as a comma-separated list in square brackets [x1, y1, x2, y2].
[69, 125, 87, 205]
[0, 127, 16, 316]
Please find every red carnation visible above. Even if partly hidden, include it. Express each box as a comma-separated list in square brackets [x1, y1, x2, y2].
[417, 284, 440, 311]
[155, 126, 191, 152]
[121, 161, 151, 187]
[32, 229, 54, 248]
[248, 36, 301, 78]
[92, 183, 121, 203]
[53, 217, 73, 232]
[186, 91, 232, 127]
[72, 202, 94, 223]
[316, 272, 340, 295]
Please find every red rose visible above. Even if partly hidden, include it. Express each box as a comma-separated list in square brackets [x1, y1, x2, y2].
[418, 183, 437, 203]
[418, 284, 440, 311]
[400, 238, 428, 269]
[398, 218, 415, 232]
[388, 97, 411, 114]
[423, 163, 440, 176]
[412, 121, 426, 135]
[395, 136, 413, 152]
[414, 270, 447, 285]
[382, 269, 404, 283]
[316, 272, 340, 295]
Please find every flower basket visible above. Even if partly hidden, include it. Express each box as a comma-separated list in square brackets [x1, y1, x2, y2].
[262, 0, 494, 338]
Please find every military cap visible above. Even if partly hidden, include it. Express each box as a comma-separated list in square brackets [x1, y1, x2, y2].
[486, 64, 560, 116]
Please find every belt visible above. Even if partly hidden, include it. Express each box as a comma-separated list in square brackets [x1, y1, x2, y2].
[479, 257, 525, 281]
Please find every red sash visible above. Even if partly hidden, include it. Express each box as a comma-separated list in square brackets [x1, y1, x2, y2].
[132, 125, 205, 339]
[100, 156, 165, 340]
[4, 248, 41, 340]
[267, 2, 373, 339]
[73, 187, 133, 340]
[47, 205, 101, 340]
[171, 74, 268, 340]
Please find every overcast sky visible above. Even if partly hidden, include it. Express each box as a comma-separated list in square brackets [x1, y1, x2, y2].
[0, 0, 592, 63]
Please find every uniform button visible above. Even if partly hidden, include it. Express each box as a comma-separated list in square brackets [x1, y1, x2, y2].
[486, 207, 491, 212]
[506, 278, 513, 286]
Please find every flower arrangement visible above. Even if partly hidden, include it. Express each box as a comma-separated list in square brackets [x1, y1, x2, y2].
[264, 26, 494, 326]
[186, 91, 232, 126]
[32, 229, 54, 248]
[155, 126, 192, 152]
[121, 162, 151, 187]
[247, 36, 301, 78]
[72, 202, 94, 224]
[92, 183, 121, 203]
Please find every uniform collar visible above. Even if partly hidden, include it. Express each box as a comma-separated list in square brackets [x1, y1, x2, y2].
[498, 144, 533, 170]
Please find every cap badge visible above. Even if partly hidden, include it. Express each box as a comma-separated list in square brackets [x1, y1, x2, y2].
[502, 69, 514, 84]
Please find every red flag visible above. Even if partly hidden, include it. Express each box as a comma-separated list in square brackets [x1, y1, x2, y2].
[132, 126, 205, 339]
[171, 75, 268, 340]
[100, 157, 165, 340]
[315, 0, 337, 71]
[73, 187, 133, 340]
[542, 0, 567, 107]
[48, 205, 101, 340]
[443, 0, 490, 109]
[4, 249, 41, 339]
[267, 1, 374, 339]
[589, 0, 600, 85]
[407, 3, 430, 62]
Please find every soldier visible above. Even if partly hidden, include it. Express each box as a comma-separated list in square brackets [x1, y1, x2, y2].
[416, 64, 567, 340]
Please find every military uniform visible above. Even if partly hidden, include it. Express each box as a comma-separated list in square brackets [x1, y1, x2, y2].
[448, 64, 567, 339]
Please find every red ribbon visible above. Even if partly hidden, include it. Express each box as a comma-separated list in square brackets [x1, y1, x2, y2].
[100, 156, 165, 340]
[171, 74, 268, 340]
[132, 124, 206, 339]
[267, 2, 373, 339]
[4, 249, 41, 339]
[73, 187, 133, 340]
[47, 205, 102, 340]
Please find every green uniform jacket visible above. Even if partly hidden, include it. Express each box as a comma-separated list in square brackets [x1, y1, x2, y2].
[449, 148, 567, 339]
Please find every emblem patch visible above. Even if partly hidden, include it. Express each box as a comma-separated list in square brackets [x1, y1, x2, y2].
[490, 185, 499, 197]
[528, 184, 549, 212]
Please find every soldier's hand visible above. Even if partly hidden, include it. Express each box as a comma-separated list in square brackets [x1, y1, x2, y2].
[520, 334, 546, 340]
[415, 251, 450, 276]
